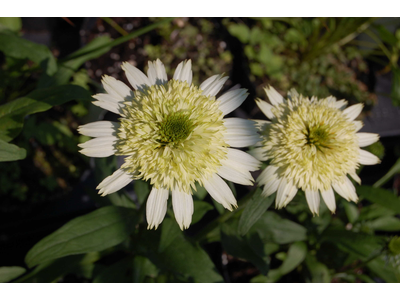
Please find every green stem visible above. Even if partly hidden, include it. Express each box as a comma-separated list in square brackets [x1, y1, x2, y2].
[102, 17, 129, 36]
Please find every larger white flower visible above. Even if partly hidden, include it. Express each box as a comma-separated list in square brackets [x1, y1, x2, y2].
[78, 59, 260, 230]
[252, 86, 380, 215]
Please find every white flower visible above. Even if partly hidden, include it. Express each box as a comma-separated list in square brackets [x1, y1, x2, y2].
[252, 86, 380, 215]
[78, 59, 260, 230]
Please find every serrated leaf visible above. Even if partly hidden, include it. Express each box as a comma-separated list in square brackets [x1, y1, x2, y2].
[0, 85, 91, 142]
[238, 188, 274, 236]
[0, 139, 26, 162]
[25, 206, 138, 268]
[357, 185, 400, 214]
[0, 266, 26, 283]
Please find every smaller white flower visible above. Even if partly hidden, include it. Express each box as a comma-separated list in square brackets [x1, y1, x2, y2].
[252, 86, 380, 215]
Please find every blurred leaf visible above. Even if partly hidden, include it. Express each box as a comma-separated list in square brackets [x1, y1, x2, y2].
[389, 236, 400, 255]
[373, 24, 398, 46]
[158, 218, 181, 253]
[249, 211, 307, 244]
[0, 85, 91, 142]
[192, 201, 214, 224]
[390, 68, 400, 106]
[373, 158, 400, 188]
[132, 255, 158, 283]
[0, 139, 26, 162]
[238, 188, 274, 236]
[359, 204, 396, 221]
[357, 185, 400, 214]
[16, 253, 99, 283]
[0, 31, 57, 76]
[305, 254, 331, 283]
[25, 206, 138, 268]
[367, 255, 400, 283]
[342, 201, 359, 223]
[322, 229, 385, 260]
[368, 216, 400, 232]
[0, 266, 26, 283]
[134, 179, 150, 205]
[221, 221, 269, 275]
[227, 23, 250, 43]
[93, 256, 133, 283]
[0, 17, 22, 32]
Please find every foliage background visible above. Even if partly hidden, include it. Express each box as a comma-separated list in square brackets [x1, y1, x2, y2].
[1, 17, 400, 283]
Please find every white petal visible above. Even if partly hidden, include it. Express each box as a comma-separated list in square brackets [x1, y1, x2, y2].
[217, 88, 248, 115]
[305, 190, 320, 215]
[359, 149, 380, 165]
[217, 165, 253, 186]
[92, 99, 122, 115]
[173, 60, 193, 85]
[146, 187, 169, 230]
[200, 74, 228, 97]
[78, 136, 117, 157]
[252, 119, 270, 131]
[256, 165, 279, 185]
[101, 75, 132, 100]
[321, 187, 336, 213]
[349, 171, 361, 185]
[255, 99, 275, 119]
[224, 118, 260, 147]
[225, 148, 261, 172]
[262, 177, 281, 197]
[264, 85, 284, 106]
[78, 121, 118, 137]
[332, 177, 358, 202]
[335, 99, 348, 109]
[287, 88, 299, 100]
[353, 121, 363, 132]
[147, 59, 168, 86]
[248, 147, 268, 161]
[276, 178, 298, 209]
[357, 133, 379, 147]
[343, 103, 363, 121]
[204, 174, 237, 211]
[121, 62, 152, 91]
[96, 168, 133, 196]
[172, 189, 193, 230]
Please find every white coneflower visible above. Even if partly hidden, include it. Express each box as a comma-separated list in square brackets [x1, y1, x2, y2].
[252, 86, 380, 215]
[78, 59, 260, 230]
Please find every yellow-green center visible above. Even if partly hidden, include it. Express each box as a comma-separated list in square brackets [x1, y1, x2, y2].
[158, 111, 195, 144]
[305, 124, 331, 151]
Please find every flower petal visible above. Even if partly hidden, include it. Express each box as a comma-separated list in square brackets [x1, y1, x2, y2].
[147, 59, 168, 86]
[224, 118, 260, 147]
[101, 75, 132, 100]
[255, 98, 275, 119]
[357, 132, 379, 147]
[204, 173, 237, 211]
[92, 94, 124, 114]
[146, 187, 169, 230]
[200, 74, 228, 97]
[343, 103, 363, 121]
[121, 62, 152, 91]
[173, 60, 193, 85]
[353, 121, 363, 132]
[264, 85, 284, 106]
[321, 187, 336, 213]
[332, 177, 358, 202]
[96, 168, 133, 196]
[305, 190, 320, 215]
[78, 136, 117, 157]
[359, 149, 381, 165]
[248, 147, 269, 161]
[217, 164, 254, 186]
[78, 121, 118, 137]
[225, 148, 261, 172]
[172, 189, 194, 230]
[276, 178, 298, 209]
[217, 88, 248, 115]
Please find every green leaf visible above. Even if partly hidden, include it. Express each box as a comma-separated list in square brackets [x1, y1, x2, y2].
[391, 68, 400, 106]
[358, 204, 395, 221]
[373, 158, 400, 188]
[93, 256, 133, 283]
[373, 24, 398, 46]
[305, 254, 331, 283]
[0, 85, 91, 142]
[0, 17, 22, 32]
[0, 32, 57, 76]
[238, 188, 274, 236]
[25, 206, 138, 268]
[132, 255, 158, 283]
[158, 218, 181, 253]
[249, 211, 307, 244]
[368, 216, 400, 231]
[389, 236, 400, 255]
[0, 139, 26, 162]
[221, 221, 269, 275]
[0, 266, 26, 283]
[192, 201, 214, 224]
[357, 185, 400, 214]
[342, 201, 359, 223]
[322, 229, 385, 260]
[227, 23, 250, 43]
[367, 255, 400, 283]
[134, 179, 150, 205]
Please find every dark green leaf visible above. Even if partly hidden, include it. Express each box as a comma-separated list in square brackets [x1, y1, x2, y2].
[373, 158, 400, 188]
[134, 179, 150, 205]
[158, 218, 181, 253]
[367, 255, 400, 283]
[391, 68, 400, 106]
[221, 221, 269, 275]
[238, 188, 274, 236]
[0, 85, 91, 142]
[0, 32, 57, 76]
[192, 201, 214, 224]
[132, 255, 158, 283]
[93, 256, 133, 283]
[357, 185, 400, 214]
[305, 254, 331, 283]
[0, 139, 26, 162]
[342, 201, 359, 223]
[373, 24, 398, 46]
[389, 236, 400, 255]
[249, 211, 307, 244]
[0, 17, 22, 32]
[358, 204, 395, 221]
[368, 216, 400, 231]
[0, 266, 26, 283]
[25, 206, 138, 268]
